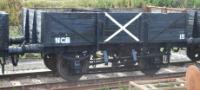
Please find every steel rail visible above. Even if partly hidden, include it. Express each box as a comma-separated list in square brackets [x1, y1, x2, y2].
[0, 61, 193, 80]
[0, 72, 185, 90]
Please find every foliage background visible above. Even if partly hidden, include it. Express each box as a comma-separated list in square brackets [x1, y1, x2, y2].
[0, 0, 199, 26]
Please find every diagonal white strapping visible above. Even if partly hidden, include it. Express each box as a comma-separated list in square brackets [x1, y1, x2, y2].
[104, 12, 142, 42]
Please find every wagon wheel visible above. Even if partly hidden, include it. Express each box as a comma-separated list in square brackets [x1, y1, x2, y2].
[43, 54, 57, 72]
[139, 48, 161, 75]
[139, 57, 160, 75]
[187, 46, 200, 62]
[56, 53, 89, 81]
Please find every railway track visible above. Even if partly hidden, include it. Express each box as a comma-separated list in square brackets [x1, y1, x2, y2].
[0, 71, 185, 90]
[0, 61, 193, 80]
[0, 60, 197, 90]
[0, 71, 54, 79]
[52, 72, 185, 90]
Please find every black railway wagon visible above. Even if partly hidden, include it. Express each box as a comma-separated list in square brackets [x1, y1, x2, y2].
[0, 8, 200, 80]
[0, 11, 8, 56]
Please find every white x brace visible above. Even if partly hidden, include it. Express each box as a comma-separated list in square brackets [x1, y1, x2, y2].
[104, 12, 143, 42]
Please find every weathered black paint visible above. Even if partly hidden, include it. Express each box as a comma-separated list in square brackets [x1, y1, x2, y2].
[0, 12, 9, 57]
[40, 12, 188, 46]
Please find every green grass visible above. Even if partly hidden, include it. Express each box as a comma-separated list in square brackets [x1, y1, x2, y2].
[22, 0, 200, 8]
[0, 0, 22, 25]
[9, 26, 22, 37]
[0, 0, 200, 26]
